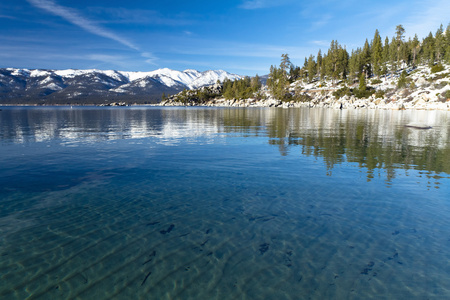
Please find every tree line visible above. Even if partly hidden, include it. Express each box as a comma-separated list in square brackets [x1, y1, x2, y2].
[267, 23, 450, 100]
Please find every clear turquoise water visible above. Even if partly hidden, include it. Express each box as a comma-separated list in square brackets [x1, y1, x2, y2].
[1, 106, 450, 299]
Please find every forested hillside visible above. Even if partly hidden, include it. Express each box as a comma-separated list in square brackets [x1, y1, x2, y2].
[163, 23, 450, 109]
[266, 23, 450, 101]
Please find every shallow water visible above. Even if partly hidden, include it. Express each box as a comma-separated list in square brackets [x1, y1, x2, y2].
[1, 106, 450, 299]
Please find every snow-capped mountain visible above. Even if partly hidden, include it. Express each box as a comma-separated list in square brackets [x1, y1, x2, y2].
[0, 68, 242, 104]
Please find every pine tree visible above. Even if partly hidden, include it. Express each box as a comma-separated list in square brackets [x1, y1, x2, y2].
[400, 40, 411, 66]
[445, 23, 450, 63]
[307, 55, 317, 82]
[348, 49, 359, 82]
[361, 39, 372, 77]
[267, 55, 292, 100]
[422, 32, 435, 65]
[317, 49, 323, 79]
[411, 34, 420, 66]
[280, 54, 292, 75]
[383, 37, 390, 65]
[327, 40, 347, 83]
[251, 75, 261, 92]
[320, 53, 327, 80]
[435, 24, 445, 62]
[389, 37, 398, 72]
[397, 70, 408, 89]
[340, 46, 349, 80]
[359, 72, 366, 92]
[395, 24, 405, 67]
[371, 29, 383, 78]
[382, 37, 390, 79]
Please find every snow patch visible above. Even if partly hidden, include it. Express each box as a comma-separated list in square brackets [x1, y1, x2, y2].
[30, 70, 52, 77]
[43, 83, 63, 91]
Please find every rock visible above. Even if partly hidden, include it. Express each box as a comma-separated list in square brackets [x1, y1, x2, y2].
[416, 77, 427, 86]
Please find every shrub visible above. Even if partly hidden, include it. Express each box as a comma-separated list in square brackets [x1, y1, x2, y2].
[353, 87, 374, 99]
[374, 90, 385, 99]
[445, 90, 450, 99]
[332, 86, 352, 98]
[293, 93, 312, 102]
[371, 79, 383, 85]
[397, 70, 408, 89]
[431, 63, 445, 73]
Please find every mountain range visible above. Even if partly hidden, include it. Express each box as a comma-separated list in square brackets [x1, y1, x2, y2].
[0, 68, 242, 105]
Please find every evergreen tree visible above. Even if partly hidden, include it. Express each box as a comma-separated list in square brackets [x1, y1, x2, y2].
[411, 34, 420, 66]
[361, 39, 372, 78]
[445, 23, 450, 63]
[317, 49, 323, 79]
[223, 78, 234, 99]
[389, 37, 398, 72]
[383, 37, 390, 64]
[397, 70, 408, 89]
[382, 37, 390, 78]
[327, 40, 348, 83]
[251, 75, 261, 92]
[320, 53, 327, 80]
[280, 53, 292, 75]
[395, 24, 405, 67]
[422, 32, 435, 65]
[307, 55, 317, 82]
[358, 72, 367, 92]
[371, 29, 383, 78]
[289, 65, 301, 81]
[267, 55, 292, 100]
[348, 49, 359, 82]
[400, 40, 411, 66]
[435, 24, 445, 62]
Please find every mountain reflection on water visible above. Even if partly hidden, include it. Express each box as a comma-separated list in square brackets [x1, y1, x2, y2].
[1, 106, 449, 185]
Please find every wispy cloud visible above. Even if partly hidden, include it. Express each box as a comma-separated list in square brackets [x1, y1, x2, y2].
[141, 52, 157, 65]
[89, 7, 194, 26]
[169, 39, 313, 62]
[311, 40, 329, 47]
[0, 14, 16, 20]
[26, 0, 157, 64]
[403, 0, 450, 38]
[310, 14, 332, 31]
[239, 0, 294, 10]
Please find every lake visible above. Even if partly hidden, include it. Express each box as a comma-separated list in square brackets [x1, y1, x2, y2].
[1, 106, 450, 299]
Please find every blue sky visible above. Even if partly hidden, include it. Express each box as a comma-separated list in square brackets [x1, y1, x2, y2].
[1, 0, 449, 75]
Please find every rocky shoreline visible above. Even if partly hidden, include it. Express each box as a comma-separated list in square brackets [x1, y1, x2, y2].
[159, 91, 450, 110]
[159, 64, 450, 110]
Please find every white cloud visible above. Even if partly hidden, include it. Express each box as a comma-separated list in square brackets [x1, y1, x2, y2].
[26, 0, 157, 64]
[403, 0, 450, 39]
[172, 41, 310, 60]
[0, 14, 16, 20]
[311, 40, 329, 47]
[141, 52, 157, 65]
[239, 0, 294, 10]
[310, 14, 332, 31]
[27, 0, 137, 50]
[89, 7, 194, 26]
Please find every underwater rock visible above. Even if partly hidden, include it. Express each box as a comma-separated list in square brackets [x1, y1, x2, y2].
[160, 224, 175, 234]
[259, 243, 269, 255]
[361, 261, 375, 275]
